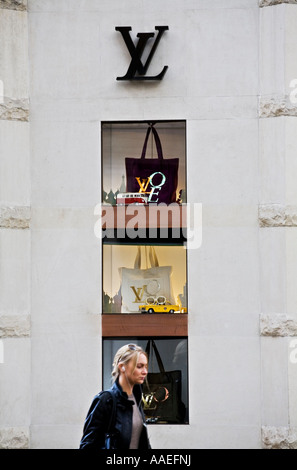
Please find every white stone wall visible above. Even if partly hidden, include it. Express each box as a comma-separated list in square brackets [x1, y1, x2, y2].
[0, 0, 30, 449]
[0, 0, 296, 449]
[259, 2, 297, 449]
[27, 0, 261, 449]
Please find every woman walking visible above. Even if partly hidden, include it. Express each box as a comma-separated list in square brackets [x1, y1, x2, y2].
[79, 343, 151, 449]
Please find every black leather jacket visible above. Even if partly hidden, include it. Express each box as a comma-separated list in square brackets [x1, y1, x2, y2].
[79, 379, 151, 449]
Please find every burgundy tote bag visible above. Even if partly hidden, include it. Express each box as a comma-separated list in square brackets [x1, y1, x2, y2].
[125, 124, 179, 204]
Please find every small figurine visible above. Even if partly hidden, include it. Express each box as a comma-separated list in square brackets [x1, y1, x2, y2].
[116, 192, 148, 205]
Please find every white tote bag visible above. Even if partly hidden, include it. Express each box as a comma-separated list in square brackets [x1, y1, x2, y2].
[119, 246, 174, 314]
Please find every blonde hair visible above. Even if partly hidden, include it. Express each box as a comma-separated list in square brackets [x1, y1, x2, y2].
[111, 343, 148, 383]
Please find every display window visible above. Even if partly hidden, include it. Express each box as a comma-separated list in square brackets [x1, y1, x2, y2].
[103, 337, 189, 425]
[101, 121, 186, 206]
[102, 244, 187, 314]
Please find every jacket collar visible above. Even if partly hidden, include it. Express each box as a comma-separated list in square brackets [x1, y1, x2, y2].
[110, 378, 143, 406]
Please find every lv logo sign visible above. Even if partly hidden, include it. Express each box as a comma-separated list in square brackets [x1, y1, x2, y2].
[130, 285, 147, 303]
[135, 176, 151, 193]
[115, 26, 169, 81]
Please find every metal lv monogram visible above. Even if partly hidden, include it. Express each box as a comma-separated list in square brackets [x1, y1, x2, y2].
[130, 285, 147, 303]
[115, 26, 169, 81]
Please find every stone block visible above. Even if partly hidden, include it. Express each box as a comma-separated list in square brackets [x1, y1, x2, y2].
[0, 314, 30, 337]
[0, 121, 30, 205]
[0, 229, 30, 315]
[0, 206, 30, 229]
[260, 313, 297, 336]
[262, 426, 297, 449]
[0, 9, 29, 99]
[0, 427, 29, 449]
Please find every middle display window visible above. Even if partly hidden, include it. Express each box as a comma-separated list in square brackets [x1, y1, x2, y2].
[103, 244, 187, 315]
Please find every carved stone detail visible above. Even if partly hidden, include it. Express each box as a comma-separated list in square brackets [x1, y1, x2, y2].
[259, 96, 297, 118]
[259, 204, 297, 227]
[262, 426, 297, 449]
[0, 315, 30, 338]
[0, 427, 29, 449]
[259, 0, 297, 6]
[0, 0, 27, 11]
[0, 99, 29, 122]
[0, 206, 30, 229]
[260, 313, 297, 337]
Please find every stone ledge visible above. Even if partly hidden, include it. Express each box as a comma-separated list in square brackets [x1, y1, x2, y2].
[259, 204, 297, 227]
[0, 206, 30, 229]
[0, 427, 29, 449]
[0, 0, 27, 11]
[259, 96, 297, 118]
[260, 313, 297, 336]
[0, 315, 30, 337]
[260, 0, 297, 6]
[0, 98, 29, 122]
[262, 426, 297, 449]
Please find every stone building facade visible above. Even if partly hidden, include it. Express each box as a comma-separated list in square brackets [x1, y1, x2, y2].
[0, 0, 297, 449]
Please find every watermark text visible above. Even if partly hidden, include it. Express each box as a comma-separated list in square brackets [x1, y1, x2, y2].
[289, 79, 297, 104]
[0, 79, 3, 104]
[289, 338, 297, 364]
[94, 202, 202, 250]
[0, 339, 4, 364]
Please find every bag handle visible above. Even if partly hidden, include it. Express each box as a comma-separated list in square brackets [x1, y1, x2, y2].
[141, 124, 163, 160]
[146, 339, 166, 374]
[134, 246, 159, 269]
[149, 246, 159, 268]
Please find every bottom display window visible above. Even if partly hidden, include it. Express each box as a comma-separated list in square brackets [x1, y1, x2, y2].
[102, 337, 189, 424]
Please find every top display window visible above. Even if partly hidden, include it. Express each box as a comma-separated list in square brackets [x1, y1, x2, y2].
[101, 121, 187, 207]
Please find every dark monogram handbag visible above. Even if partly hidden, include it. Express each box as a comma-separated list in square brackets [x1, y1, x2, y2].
[125, 124, 179, 204]
[142, 340, 186, 424]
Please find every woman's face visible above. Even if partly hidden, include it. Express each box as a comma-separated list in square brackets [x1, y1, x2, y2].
[124, 352, 148, 386]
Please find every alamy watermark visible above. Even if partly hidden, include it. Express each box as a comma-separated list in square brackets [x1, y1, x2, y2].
[289, 79, 297, 104]
[0, 339, 4, 364]
[0, 79, 3, 104]
[94, 202, 202, 250]
[289, 338, 297, 365]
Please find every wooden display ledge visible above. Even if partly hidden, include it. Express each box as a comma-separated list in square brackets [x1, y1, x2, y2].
[102, 314, 188, 337]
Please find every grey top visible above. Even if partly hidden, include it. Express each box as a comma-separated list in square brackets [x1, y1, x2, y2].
[128, 393, 143, 449]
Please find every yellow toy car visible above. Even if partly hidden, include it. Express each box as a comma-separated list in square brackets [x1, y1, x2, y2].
[139, 303, 180, 314]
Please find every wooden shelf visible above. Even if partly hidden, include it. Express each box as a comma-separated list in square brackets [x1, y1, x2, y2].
[102, 314, 188, 337]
